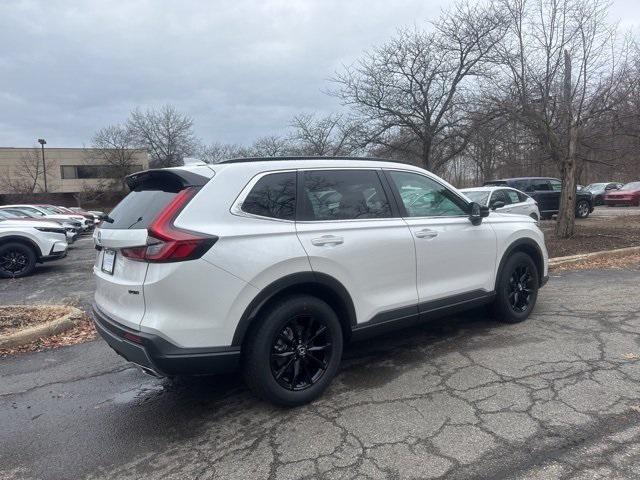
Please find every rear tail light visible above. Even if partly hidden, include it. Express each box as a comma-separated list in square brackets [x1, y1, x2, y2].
[121, 187, 217, 263]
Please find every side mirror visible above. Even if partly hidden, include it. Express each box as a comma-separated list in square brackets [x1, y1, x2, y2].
[490, 200, 506, 210]
[469, 202, 490, 225]
[98, 213, 114, 224]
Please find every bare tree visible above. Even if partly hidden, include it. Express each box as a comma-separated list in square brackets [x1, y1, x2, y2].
[195, 142, 248, 164]
[331, 2, 507, 172]
[489, 0, 633, 237]
[250, 135, 291, 157]
[128, 105, 197, 168]
[84, 125, 142, 190]
[289, 113, 366, 156]
[0, 147, 54, 193]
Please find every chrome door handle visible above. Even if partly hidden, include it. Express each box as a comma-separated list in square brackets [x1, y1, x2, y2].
[414, 229, 438, 239]
[311, 235, 344, 246]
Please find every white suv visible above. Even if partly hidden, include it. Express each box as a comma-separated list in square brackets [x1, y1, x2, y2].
[92, 158, 548, 406]
[0, 217, 68, 278]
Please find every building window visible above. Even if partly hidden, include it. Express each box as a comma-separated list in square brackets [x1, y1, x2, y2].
[60, 164, 143, 180]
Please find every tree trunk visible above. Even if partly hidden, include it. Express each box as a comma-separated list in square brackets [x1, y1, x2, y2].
[555, 124, 578, 237]
[422, 138, 431, 171]
[555, 49, 577, 239]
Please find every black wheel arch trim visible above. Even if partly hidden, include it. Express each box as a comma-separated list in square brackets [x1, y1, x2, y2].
[0, 235, 43, 260]
[232, 271, 357, 346]
[495, 238, 545, 290]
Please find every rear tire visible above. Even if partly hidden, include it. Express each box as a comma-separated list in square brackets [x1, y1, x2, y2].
[491, 252, 539, 324]
[243, 294, 343, 407]
[0, 242, 37, 278]
[576, 200, 590, 218]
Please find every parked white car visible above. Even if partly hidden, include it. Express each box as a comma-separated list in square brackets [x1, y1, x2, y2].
[0, 204, 92, 230]
[0, 210, 80, 243]
[0, 217, 68, 277]
[93, 158, 548, 406]
[461, 187, 541, 222]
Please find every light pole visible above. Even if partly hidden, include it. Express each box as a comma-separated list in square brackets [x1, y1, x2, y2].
[37, 138, 47, 192]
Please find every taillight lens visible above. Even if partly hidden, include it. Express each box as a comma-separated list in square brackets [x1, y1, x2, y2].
[121, 187, 217, 263]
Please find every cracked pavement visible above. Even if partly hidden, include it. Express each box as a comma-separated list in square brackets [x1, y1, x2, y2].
[2, 252, 640, 479]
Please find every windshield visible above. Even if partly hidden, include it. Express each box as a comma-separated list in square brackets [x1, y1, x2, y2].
[0, 211, 18, 219]
[585, 183, 606, 192]
[40, 206, 62, 214]
[462, 190, 490, 205]
[620, 182, 640, 191]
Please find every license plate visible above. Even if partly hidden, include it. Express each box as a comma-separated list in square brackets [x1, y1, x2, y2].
[102, 249, 116, 274]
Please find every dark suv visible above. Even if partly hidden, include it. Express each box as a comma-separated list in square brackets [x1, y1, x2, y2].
[484, 177, 594, 219]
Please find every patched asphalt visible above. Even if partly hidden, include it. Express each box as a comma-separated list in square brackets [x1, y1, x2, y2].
[2, 241, 640, 479]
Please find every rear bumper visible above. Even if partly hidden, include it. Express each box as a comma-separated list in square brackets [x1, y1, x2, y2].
[92, 304, 241, 377]
[604, 199, 636, 206]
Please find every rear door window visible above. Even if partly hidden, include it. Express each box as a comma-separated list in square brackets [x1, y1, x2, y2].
[241, 171, 296, 220]
[531, 179, 551, 191]
[300, 170, 391, 221]
[549, 180, 562, 191]
[504, 190, 521, 204]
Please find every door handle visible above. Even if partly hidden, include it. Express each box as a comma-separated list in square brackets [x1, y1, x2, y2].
[414, 228, 438, 239]
[311, 235, 344, 246]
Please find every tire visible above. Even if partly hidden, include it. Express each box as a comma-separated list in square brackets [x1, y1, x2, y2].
[491, 252, 539, 324]
[243, 294, 343, 407]
[0, 242, 37, 278]
[576, 200, 590, 218]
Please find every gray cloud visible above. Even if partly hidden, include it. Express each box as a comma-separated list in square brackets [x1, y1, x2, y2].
[0, 0, 638, 148]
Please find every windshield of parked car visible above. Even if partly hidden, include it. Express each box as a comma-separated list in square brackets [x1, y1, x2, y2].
[620, 182, 640, 191]
[40, 206, 62, 214]
[462, 190, 490, 205]
[585, 183, 606, 192]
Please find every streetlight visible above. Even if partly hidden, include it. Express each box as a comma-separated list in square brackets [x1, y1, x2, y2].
[37, 138, 47, 192]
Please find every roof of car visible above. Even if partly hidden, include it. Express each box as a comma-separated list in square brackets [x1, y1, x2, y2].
[486, 177, 560, 182]
[460, 186, 514, 192]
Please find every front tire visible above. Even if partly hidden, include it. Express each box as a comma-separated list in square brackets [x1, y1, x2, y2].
[492, 252, 539, 324]
[243, 294, 343, 407]
[0, 242, 37, 278]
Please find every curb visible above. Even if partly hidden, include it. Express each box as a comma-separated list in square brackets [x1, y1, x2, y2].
[0, 306, 84, 349]
[549, 245, 640, 268]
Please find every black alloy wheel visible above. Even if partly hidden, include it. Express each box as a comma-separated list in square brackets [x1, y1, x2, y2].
[270, 314, 332, 391]
[492, 251, 539, 324]
[244, 294, 343, 406]
[507, 264, 534, 313]
[0, 243, 37, 278]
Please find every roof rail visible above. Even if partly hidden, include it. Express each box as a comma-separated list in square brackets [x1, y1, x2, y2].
[218, 155, 400, 164]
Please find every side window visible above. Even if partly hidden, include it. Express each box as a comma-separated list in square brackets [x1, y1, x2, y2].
[490, 190, 509, 206]
[505, 190, 521, 204]
[549, 179, 562, 191]
[241, 172, 296, 220]
[388, 171, 467, 217]
[532, 179, 551, 191]
[516, 191, 530, 202]
[300, 170, 391, 221]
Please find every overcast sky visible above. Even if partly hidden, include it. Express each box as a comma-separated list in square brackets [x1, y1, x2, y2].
[1, 0, 639, 149]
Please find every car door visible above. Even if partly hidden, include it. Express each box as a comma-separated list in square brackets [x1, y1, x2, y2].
[503, 189, 530, 215]
[530, 179, 555, 213]
[548, 179, 563, 211]
[385, 169, 497, 307]
[295, 169, 418, 325]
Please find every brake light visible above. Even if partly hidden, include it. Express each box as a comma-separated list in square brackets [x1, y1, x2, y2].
[121, 187, 217, 263]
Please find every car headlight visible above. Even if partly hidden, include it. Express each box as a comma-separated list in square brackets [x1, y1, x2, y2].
[35, 227, 66, 234]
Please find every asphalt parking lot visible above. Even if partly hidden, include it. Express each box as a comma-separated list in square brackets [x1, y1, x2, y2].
[2, 226, 640, 479]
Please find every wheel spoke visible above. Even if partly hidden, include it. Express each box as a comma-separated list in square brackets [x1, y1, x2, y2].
[306, 325, 327, 345]
[271, 351, 295, 359]
[308, 343, 331, 352]
[274, 357, 295, 380]
[291, 359, 301, 389]
[306, 353, 327, 369]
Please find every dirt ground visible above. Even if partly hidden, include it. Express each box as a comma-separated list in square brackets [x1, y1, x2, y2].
[0, 305, 75, 336]
[542, 214, 640, 257]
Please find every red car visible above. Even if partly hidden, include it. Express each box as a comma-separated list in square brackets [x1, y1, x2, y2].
[604, 181, 640, 206]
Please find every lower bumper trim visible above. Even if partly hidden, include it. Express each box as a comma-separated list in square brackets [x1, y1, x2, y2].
[92, 304, 241, 376]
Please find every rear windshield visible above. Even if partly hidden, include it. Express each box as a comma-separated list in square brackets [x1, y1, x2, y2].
[101, 179, 182, 230]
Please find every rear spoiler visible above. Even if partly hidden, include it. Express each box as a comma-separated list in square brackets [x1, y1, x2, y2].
[125, 169, 212, 191]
